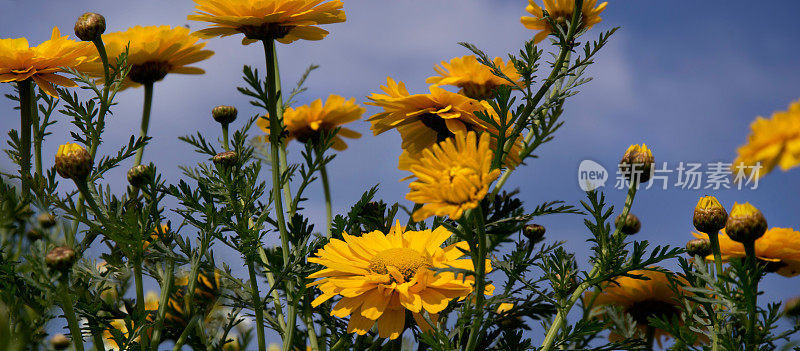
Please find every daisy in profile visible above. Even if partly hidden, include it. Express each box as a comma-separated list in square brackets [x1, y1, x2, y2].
[307, 224, 493, 339]
[426, 55, 521, 100]
[733, 99, 800, 179]
[521, 0, 607, 43]
[187, 0, 346, 45]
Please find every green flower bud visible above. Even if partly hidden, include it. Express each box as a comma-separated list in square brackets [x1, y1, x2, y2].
[37, 212, 56, 229]
[523, 224, 546, 243]
[212, 105, 238, 124]
[74, 12, 106, 42]
[127, 164, 153, 187]
[619, 144, 654, 183]
[725, 202, 767, 243]
[45, 246, 77, 271]
[615, 213, 641, 235]
[55, 143, 92, 180]
[685, 238, 712, 258]
[693, 196, 727, 234]
[213, 151, 238, 168]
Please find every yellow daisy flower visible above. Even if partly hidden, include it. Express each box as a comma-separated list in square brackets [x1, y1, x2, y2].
[366, 77, 485, 155]
[521, 0, 607, 44]
[405, 132, 501, 221]
[83, 25, 213, 89]
[0, 27, 95, 97]
[733, 99, 800, 179]
[187, 0, 346, 45]
[586, 270, 686, 346]
[693, 227, 800, 277]
[104, 291, 160, 350]
[256, 94, 364, 150]
[307, 224, 493, 340]
[426, 55, 522, 100]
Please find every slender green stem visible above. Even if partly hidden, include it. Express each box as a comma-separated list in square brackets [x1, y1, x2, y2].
[264, 268, 287, 332]
[320, 163, 332, 238]
[149, 257, 176, 350]
[31, 92, 42, 178]
[89, 319, 106, 351]
[133, 260, 147, 351]
[18, 79, 33, 200]
[464, 207, 488, 351]
[743, 240, 758, 350]
[645, 326, 655, 351]
[59, 277, 86, 351]
[247, 261, 267, 351]
[133, 83, 154, 166]
[304, 299, 320, 351]
[171, 315, 200, 351]
[706, 230, 724, 351]
[222, 123, 231, 151]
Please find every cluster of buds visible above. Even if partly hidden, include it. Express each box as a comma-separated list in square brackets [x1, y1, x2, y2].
[725, 202, 767, 243]
[55, 143, 92, 180]
[619, 144, 654, 184]
[615, 213, 641, 235]
[74, 12, 105, 42]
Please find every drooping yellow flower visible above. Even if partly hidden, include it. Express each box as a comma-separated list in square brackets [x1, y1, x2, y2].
[256, 94, 364, 150]
[586, 270, 686, 346]
[0, 27, 95, 97]
[187, 0, 346, 45]
[694, 227, 800, 277]
[733, 99, 800, 179]
[83, 25, 213, 89]
[521, 0, 607, 44]
[307, 224, 493, 340]
[366, 77, 485, 155]
[426, 55, 522, 100]
[405, 132, 501, 221]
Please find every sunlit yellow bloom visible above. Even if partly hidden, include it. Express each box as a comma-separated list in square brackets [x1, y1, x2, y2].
[307, 224, 493, 340]
[586, 270, 686, 346]
[0, 27, 95, 97]
[187, 0, 346, 45]
[83, 25, 213, 89]
[733, 99, 800, 178]
[694, 227, 800, 277]
[426, 55, 521, 100]
[256, 94, 364, 150]
[521, 0, 607, 44]
[104, 291, 159, 350]
[405, 132, 501, 221]
[366, 77, 485, 155]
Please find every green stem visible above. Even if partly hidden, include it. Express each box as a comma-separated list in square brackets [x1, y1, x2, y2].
[18, 79, 33, 201]
[149, 257, 176, 350]
[464, 208, 488, 351]
[133, 83, 154, 167]
[133, 260, 147, 351]
[59, 277, 85, 351]
[247, 261, 267, 351]
[743, 240, 758, 350]
[706, 230, 724, 351]
[88, 319, 106, 351]
[321, 163, 332, 238]
[171, 315, 200, 351]
[645, 326, 655, 351]
[222, 123, 230, 152]
[31, 92, 42, 178]
[540, 183, 638, 351]
[304, 300, 320, 351]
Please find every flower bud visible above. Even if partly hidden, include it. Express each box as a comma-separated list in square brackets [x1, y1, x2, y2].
[784, 297, 800, 318]
[615, 213, 641, 235]
[213, 151, 238, 168]
[725, 202, 767, 243]
[26, 229, 44, 241]
[212, 105, 238, 125]
[693, 196, 727, 234]
[45, 246, 77, 271]
[74, 12, 106, 42]
[37, 212, 56, 229]
[50, 333, 71, 350]
[619, 144, 654, 183]
[127, 164, 153, 187]
[685, 238, 712, 258]
[55, 143, 92, 180]
[523, 224, 546, 243]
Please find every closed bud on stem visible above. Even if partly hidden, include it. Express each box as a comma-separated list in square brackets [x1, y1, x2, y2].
[615, 213, 641, 235]
[523, 224, 546, 243]
[45, 246, 77, 271]
[693, 196, 727, 234]
[37, 212, 56, 229]
[725, 202, 767, 243]
[55, 143, 92, 180]
[213, 151, 238, 167]
[619, 144, 654, 183]
[50, 333, 71, 350]
[685, 238, 712, 258]
[784, 297, 800, 318]
[74, 12, 106, 41]
[127, 164, 153, 187]
[212, 105, 238, 124]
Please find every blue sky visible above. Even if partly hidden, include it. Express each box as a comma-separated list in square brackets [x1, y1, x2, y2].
[2, 0, 800, 347]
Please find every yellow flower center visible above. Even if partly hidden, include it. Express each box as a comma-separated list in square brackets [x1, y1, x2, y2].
[368, 248, 431, 281]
